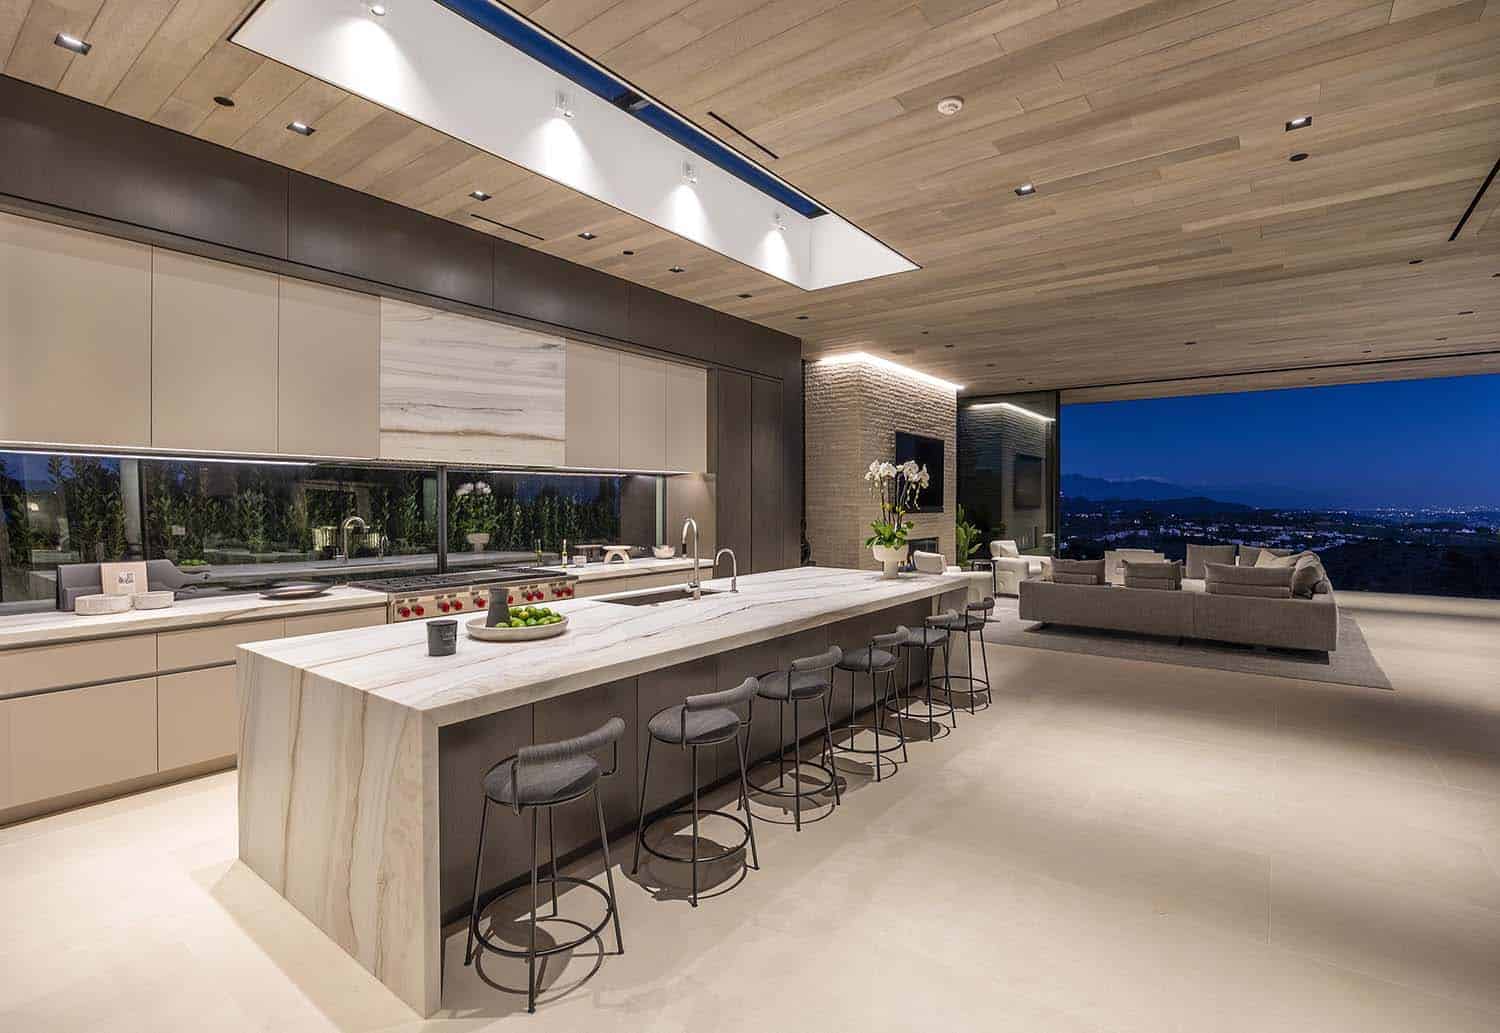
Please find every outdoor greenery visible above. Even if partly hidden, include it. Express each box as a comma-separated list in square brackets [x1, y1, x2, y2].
[447, 475, 621, 553]
[955, 504, 982, 565]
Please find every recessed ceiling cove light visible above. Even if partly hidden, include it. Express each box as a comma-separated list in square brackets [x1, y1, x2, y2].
[469, 189, 491, 201]
[286, 120, 316, 135]
[1285, 115, 1312, 131]
[1015, 183, 1036, 197]
[53, 33, 91, 55]
[936, 96, 964, 116]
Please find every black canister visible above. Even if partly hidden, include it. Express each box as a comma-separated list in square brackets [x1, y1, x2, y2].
[427, 618, 458, 656]
[486, 593, 511, 628]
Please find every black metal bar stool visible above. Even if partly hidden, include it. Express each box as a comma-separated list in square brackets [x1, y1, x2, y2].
[465, 717, 627, 1014]
[749, 646, 844, 830]
[887, 623, 956, 740]
[832, 631, 908, 781]
[930, 598, 995, 715]
[633, 676, 760, 907]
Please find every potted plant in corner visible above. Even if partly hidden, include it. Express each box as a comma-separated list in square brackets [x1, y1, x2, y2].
[864, 459, 930, 579]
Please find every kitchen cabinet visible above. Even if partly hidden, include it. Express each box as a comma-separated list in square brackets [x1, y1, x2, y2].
[2, 635, 157, 697]
[8, 678, 157, 806]
[565, 341, 622, 469]
[158, 666, 238, 770]
[619, 352, 668, 470]
[278, 278, 380, 458]
[0, 701, 11, 809]
[751, 378, 784, 574]
[713, 370, 754, 574]
[665, 362, 709, 473]
[284, 608, 385, 637]
[0, 213, 152, 448]
[157, 618, 285, 671]
[151, 249, 279, 453]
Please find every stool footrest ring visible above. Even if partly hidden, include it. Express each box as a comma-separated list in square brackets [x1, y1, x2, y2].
[637, 808, 753, 866]
[747, 756, 839, 800]
[831, 722, 907, 756]
[470, 876, 616, 960]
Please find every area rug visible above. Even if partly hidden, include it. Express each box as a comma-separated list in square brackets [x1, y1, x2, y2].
[983, 598, 1392, 690]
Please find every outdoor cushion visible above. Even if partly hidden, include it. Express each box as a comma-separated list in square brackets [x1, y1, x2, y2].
[1186, 544, 1237, 578]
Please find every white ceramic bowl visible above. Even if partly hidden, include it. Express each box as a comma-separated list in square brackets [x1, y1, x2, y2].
[465, 614, 569, 642]
[132, 590, 174, 610]
[75, 594, 131, 615]
[652, 545, 675, 559]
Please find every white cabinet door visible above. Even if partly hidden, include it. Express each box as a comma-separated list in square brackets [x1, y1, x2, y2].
[158, 666, 238, 770]
[0, 213, 152, 448]
[564, 341, 621, 469]
[278, 278, 380, 458]
[665, 362, 708, 473]
[8, 678, 158, 806]
[152, 249, 279, 453]
[619, 353, 668, 470]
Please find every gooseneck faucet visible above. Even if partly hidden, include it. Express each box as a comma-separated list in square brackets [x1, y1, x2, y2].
[338, 515, 367, 564]
[714, 547, 739, 593]
[682, 518, 701, 600]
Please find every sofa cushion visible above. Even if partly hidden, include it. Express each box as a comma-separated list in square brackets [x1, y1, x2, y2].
[1205, 581, 1293, 599]
[1121, 560, 1182, 582]
[1051, 558, 1105, 585]
[990, 540, 1021, 558]
[1186, 544, 1237, 578]
[1245, 546, 1294, 567]
[1291, 553, 1331, 598]
[1124, 576, 1181, 591]
[1204, 561, 1294, 589]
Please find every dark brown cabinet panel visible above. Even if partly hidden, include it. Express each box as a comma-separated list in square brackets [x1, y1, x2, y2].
[533, 679, 640, 852]
[495, 240, 629, 340]
[636, 658, 723, 817]
[751, 377, 784, 574]
[713, 370, 755, 573]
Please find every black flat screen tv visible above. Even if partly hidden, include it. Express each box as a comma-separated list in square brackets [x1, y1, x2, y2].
[894, 431, 944, 512]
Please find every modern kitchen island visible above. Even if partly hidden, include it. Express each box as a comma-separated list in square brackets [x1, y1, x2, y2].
[236, 565, 970, 1016]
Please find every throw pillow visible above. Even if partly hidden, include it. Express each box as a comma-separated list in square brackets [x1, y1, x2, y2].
[1203, 562, 1295, 588]
[1053, 572, 1107, 586]
[1291, 554, 1329, 599]
[1243, 546, 1293, 567]
[1205, 581, 1294, 599]
[1120, 560, 1183, 582]
[1186, 544, 1237, 579]
[1050, 558, 1105, 585]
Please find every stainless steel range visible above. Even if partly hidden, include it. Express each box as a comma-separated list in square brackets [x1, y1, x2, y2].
[353, 567, 578, 623]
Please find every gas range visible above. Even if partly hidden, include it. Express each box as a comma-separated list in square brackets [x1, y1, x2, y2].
[353, 567, 578, 623]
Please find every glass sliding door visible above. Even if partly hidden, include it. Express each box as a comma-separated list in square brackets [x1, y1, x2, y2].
[957, 392, 1059, 558]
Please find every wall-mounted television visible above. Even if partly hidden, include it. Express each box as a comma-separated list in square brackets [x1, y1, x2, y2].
[1013, 453, 1045, 510]
[894, 431, 944, 512]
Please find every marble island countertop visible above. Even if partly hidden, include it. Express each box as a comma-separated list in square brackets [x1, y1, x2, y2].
[241, 566, 969, 727]
[540, 555, 711, 582]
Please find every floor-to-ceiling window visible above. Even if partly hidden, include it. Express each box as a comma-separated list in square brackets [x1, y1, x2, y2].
[958, 392, 1060, 560]
[1059, 374, 1500, 597]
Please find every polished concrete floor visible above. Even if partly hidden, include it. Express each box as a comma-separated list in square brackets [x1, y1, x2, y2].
[3, 592, 1499, 1032]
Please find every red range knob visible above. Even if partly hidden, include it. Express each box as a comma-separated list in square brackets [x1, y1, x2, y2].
[413, 605, 425, 616]
[452, 599, 464, 610]
[474, 597, 486, 608]
[507, 593, 515, 603]
[398, 606, 411, 618]
[565, 587, 574, 596]
[438, 601, 451, 613]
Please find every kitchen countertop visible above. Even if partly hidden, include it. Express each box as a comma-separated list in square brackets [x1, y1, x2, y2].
[241, 566, 970, 727]
[0, 586, 388, 651]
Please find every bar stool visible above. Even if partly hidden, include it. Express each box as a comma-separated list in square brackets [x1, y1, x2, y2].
[465, 717, 627, 1014]
[832, 631, 908, 781]
[750, 646, 844, 830]
[930, 598, 994, 715]
[633, 676, 760, 908]
[888, 623, 955, 741]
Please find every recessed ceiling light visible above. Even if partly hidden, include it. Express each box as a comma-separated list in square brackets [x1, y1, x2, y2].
[213, 95, 236, 108]
[1458, 310, 1475, 315]
[936, 96, 964, 117]
[669, 265, 685, 273]
[737, 293, 752, 299]
[1289, 152, 1309, 162]
[578, 231, 597, 240]
[1436, 337, 1448, 341]
[1361, 348, 1372, 354]
[287, 121, 316, 136]
[682, 162, 698, 185]
[368, 3, 387, 15]
[796, 315, 809, 320]
[469, 189, 492, 201]
[621, 249, 635, 256]
[1014, 183, 1037, 197]
[943, 343, 955, 349]
[1409, 259, 1423, 265]
[1185, 341, 1197, 346]
[1285, 115, 1312, 131]
[53, 33, 90, 55]
[554, 91, 574, 119]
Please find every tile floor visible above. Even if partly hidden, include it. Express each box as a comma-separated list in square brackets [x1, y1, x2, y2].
[2, 592, 1499, 1032]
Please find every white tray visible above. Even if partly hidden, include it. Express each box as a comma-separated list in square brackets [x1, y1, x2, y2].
[465, 614, 569, 642]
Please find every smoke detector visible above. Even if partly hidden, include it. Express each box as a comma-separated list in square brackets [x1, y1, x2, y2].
[936, 96, 964, 117]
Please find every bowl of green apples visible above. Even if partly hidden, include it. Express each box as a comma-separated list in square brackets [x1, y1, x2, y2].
[465, 604, 569, 642]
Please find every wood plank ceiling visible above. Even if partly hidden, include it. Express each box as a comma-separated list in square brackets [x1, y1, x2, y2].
[2, 0, 1497, 399]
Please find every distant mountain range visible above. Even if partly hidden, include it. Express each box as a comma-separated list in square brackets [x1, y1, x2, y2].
[1062, 474, 1339, 510]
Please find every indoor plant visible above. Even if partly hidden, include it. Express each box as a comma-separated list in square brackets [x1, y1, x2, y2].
[863, 459, 930, 578]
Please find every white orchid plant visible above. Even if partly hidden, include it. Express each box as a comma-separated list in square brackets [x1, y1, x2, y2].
[863, 459, 931, 550]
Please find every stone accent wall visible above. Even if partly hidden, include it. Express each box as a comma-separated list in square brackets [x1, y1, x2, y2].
[804, 359, 957, 571]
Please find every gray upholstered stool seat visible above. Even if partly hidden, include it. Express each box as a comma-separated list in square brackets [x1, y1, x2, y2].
[836, 645, 897, 672]
[903, 625, 951, 647]
[647, 704, 741, 745]
[931, 612, 985, 633]
[756, 668, 834, 701]
[484, 754, 599, 807]
[889, 623, 956, 739]
[928, 603, 994, 716]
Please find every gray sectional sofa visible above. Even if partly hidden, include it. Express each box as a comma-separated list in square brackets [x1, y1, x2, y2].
[1018, 547, 1339, 653]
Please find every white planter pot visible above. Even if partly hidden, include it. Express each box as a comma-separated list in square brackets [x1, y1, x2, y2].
[871, 544, 906, 580]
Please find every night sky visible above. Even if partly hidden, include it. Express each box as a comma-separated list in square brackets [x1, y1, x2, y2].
[1062, 373, 1500, 510]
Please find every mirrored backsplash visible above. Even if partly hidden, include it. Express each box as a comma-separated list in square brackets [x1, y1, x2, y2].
[0, 450, 664, 613]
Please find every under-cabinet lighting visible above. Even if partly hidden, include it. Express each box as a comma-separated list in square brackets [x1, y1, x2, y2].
[818, 352, 963, 393]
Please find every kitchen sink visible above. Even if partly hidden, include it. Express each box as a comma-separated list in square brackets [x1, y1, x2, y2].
[599, 586, 726, 606]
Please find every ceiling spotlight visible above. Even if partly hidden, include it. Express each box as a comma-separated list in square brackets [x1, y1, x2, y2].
[1014, 183, 1036, 197]
[669, 265, 685, 274]
[368, 3, 387, 15]
[469, 189, 492, 201]
[578, 231, 597, 240]
[682, 161, 698, 185]
[1458, 310, 1475, 315]
[554, 91, 574, 119]
[737, 293, 752, 299]
[1285, 115, 1312, 131]
[936, 96, 964, 116]
[943, 343, 955, 349]
[1289, 152, 1309, 162]
[1185, 340, 1197, 346]
[53, 33, 91, 55]
[1409, 258, 1423, 265]
[772, 211, 787, 232]
[621, 249, 635, 256]
[213, 95, 235, 108]
[796, 315, 809, 321]
[286, 121, 316, 136]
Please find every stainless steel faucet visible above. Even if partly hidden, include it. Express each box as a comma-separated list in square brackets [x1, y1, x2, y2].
[682, 518, 701, 600]
[337, 515, 367, 564]
[714, 547, 738, 593]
